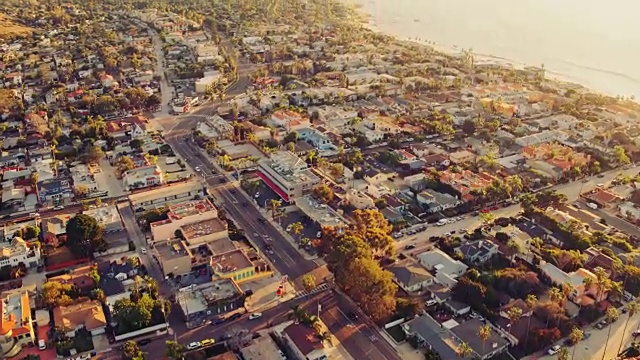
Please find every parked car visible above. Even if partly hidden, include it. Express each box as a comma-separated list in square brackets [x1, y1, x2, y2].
[200, 339, 215, 347]
[404, 244, 416, 250]
[137, 339, 152, 346]
[53, 205, 65, 210]
[187, 342, 201, 350]
[633, 330, 640, 337]
[347, 312, 359, 321]
[140, 247, 147, 254]
[587, 202, 598, 209]
[249, 313, 263, 320]
[227, 313, 243, 321]
[547, 345, 562, 355]
[265, 244, 274, 254]
[425, 299, 437, 307]
[595, 320, 607, 329]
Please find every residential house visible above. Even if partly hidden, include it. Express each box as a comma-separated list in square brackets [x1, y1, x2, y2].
[584, 247, 615, 275]
[539, 262, 608, 306]
[387, 259, 434, 293]
[53, 299, 107, 337]
[402, 315, 463, 360]
[38, 178, 72, 206]
[455, 240, 499, 264]
[41, 214, 71, 245]
[267, 110, 310, 131]
[515, 130, 568, 147]
[0, 237, 41, 269]
[449, 319, 509, 360]
[417, 189, 461, 213]
[48, 265, 95, 295]
[417, 249, 468, 288]
[448, 150, 477, 165]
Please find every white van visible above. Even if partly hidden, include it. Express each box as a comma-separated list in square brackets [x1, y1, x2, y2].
[586, 202, 598, 210]
[38, 339, 46, 350]
[436, 219, 447, 226]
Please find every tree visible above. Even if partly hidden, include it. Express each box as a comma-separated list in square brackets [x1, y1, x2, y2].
[601, 307, 619, 360]
[424, 348, 443, 360]
[457, 342, 472, 359]
[479, 212, 495, 225]
[312, 183, 334, 203]
[289, 221, 304, 239]
[613, 145, 631, 165]
[116, 156, 135, 173]
[477, 324, 491, 355]
[83, 145, 105, 164]
[315, 331, 332, 345]
[66, 214, 105, 258]
[506, 239, 521, 262]
[523, 294, 538, 350]
[301, 274, 317, 293]
[396, 298, 425, 319]
[165, 341, 185, 360]
[557, 347, 570, 360]
[568, 326, 583, 359]
[130, 139, 144, 149]
[619, 300, 639, 354]
[42, 281, 76, 308]
[268, 199, 282, 220]
[506, 306, 522, 334]
[288, 305, 308, 324]
[340, 257, 397, 321]
[123, 340, 145, 360]
[462, 119, 476, 135]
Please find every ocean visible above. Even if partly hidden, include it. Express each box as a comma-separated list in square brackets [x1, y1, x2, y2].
[346, 0, 640, 98]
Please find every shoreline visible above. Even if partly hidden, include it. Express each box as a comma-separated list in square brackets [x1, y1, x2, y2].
[345, 2, 630, 97]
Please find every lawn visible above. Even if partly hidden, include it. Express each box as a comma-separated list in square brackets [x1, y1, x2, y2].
[385, 324, 407, 343]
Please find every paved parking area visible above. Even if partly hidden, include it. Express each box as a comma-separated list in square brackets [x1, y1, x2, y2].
[281, 210, 321, 240]
[254, 180, 286, 208]
[94, 159, 127, 197]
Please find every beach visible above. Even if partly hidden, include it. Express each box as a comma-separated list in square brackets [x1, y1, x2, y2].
[345, 0, 640, 98]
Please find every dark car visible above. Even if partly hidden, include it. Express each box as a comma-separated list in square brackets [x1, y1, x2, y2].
[219, 178, 227, 183]
[228, 313, 243, 321]
[137, 339, 152, 346]
[258, 218, 267, 224]
[210, 317, 225, 326]
[404, 244, 416, 250]
[230, 189, 237, 194]
[347, 312, 359, 321]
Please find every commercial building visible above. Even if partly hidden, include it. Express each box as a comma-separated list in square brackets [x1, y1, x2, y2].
[0, 291, 35, 357]
[210, 249, 266, 284]
[128, 180, 204, 211]
[181, 218, 228, 246]
[175, 279, 245, 322]
[281, 323, 329, 360]
[195, 71, 223, 93]
[83, 205, 123, 233]
[150, 198, 219, 241]
[240, 336, 284, 360]
[152, 239, 194, 277]
[257, 151, 320, 202]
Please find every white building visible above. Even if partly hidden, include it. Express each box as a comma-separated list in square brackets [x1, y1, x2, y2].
[83, 205, 123, 233]
[0, 237, 41, 268]
[257, 151, 320, 202]
[195, 71, 223, 94]
[122, 165, 164, 191]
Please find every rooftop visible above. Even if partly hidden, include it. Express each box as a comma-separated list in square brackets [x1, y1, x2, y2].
[83, 205, 121, 225]
[450, 319, 509, 358]
[53, 299, 106, 332]
[259, 151, 319, 185]
[167, 198, 216, 220]
[296, 195, 346, 228]
[0, 291, 31, 337]
[128, 179, 202, 204]
[210, 249, 253, 274]
[283, 322, 324, 356]
[240, 336, 283, 360]
[181, 218, 227, 240]
[155, 240, 192, 260]
[175, 279, 243, 316]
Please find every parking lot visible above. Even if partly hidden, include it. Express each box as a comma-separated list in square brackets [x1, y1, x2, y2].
[93, 159, 127, 197]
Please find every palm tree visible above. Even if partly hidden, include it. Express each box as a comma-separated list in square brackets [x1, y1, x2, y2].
[601, 307, 619, 360]
[506, 307, 522, 335]
[268, 199, 282, 220]
[316, 331, 333, 345]
[457, 341, 473, 358]
[547, 287, 564, 327]
[477, 324, 491, 355]
[505, 175, 524, 196]
[568, 326, 583, 360]
[523, 294, 538, 351]
[289, 221, 303, 240]
[288, 305, 308, 324]
[506, 239, 521, 263]
[618, 300, 639, 354]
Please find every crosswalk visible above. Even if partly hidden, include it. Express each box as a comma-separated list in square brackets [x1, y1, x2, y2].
[295, 283, 331, 299]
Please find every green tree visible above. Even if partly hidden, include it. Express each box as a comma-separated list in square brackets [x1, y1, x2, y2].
[165, 340, 186, 360]
[477, 324, 491, 355]
[618, 300, 639, 354]
[312, 183, 334, 203]
[66, 214, 106, 258]
[425, 348, 443, 360]
[130, 139, 144, 149]
[288, 305, 308, 324]
[269, 199, 282, 220]
[289, 221, 304, 239]
[301, 273, 317, 293]
[613, 145, 631, 165]
[462, 119, 476, 135]
[506, 306, 522, 334]
[83, 145, 105, 164]
[479, 212, 495, 225]
[457, 342, 472, 359]
[123, 340, 145, 360]
[557, 347, 570, 360]
[116, 155, 135, 173]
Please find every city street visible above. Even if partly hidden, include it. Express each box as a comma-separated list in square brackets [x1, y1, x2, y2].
[533, 311, 640, 360]
[144, 290, 401, 360]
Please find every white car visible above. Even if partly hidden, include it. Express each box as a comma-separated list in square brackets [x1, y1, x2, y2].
[425, 299, 437, 307]
[53, 205, 65, 210]
[547, 345, 561, 355]
[76, 354, 91, 360]
[249, 312, 263, 320]
[316, 231, 322, 238]
[254, 192, 260, 198]
[140, 247, 147, 254]
[195, 166, 201, 172]
[187, 342, 202, 350]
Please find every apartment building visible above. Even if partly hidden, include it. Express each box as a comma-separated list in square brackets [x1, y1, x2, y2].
[150, 198, 219, 241]
[128, 180, 204, 211]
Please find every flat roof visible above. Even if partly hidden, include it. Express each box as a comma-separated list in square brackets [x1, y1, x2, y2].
[259, 151, 319, 185]
[167, 198, 216, 219]
[175, 278, 242, 316]
[181, 218, 227, 240]
[211, 249, 253, 273]
[155, 240, 192, 260]
[83, 205, 121, 225]
[296, 195, 346, 227]
[240, 336, 283, 360]
[128, 179, 202, 203]
[207, 237, 237, 255]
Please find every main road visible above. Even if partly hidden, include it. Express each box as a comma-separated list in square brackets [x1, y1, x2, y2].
[144, 290, 402, 360]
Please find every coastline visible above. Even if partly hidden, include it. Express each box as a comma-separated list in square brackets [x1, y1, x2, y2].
[343, 1, 638, 98]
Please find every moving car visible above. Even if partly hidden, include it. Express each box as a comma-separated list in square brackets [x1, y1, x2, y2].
[140, 247, 147, 254]
[53, 205, 65, 210]
[265, 244, 274, 254]
[187, 342, 201, 350]
[587, 202, 598, 210]
[547, 345, 561, 355]
[38, 339, 46, 350]
[227, 313, 242, 321]
[248, 312, 262, 320]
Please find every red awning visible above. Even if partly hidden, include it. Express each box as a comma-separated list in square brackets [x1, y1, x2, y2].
[256, 171, 290, 202]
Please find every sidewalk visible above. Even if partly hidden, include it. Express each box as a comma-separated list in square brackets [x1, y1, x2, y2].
[244, 275, 296, 313]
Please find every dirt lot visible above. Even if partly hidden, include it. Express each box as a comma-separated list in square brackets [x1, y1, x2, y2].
[0, 14, 32, 38]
